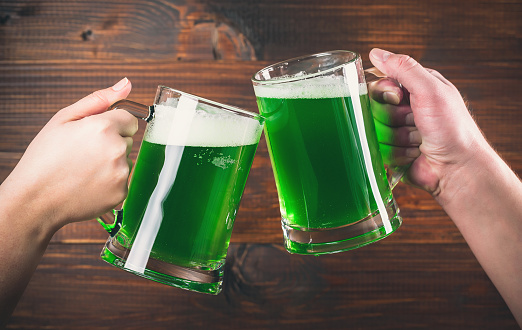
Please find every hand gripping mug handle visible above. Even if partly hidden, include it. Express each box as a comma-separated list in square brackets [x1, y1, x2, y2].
[364, 67, 410, 189]
[97, 100, 155, 236]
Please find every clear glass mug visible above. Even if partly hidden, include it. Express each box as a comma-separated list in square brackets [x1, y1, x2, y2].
[252, 50, 405, 255]
[98, 86, 264, 294]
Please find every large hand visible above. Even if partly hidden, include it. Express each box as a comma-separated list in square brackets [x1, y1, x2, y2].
[2, 78, 138, 230]
[369, 49, 522, 325]
[368, 48, 487, 196]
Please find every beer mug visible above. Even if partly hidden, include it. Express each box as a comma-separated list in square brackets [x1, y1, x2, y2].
[98, 86, 264, 294]
[252, 50, 405, 255]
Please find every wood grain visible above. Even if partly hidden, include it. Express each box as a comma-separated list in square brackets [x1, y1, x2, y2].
[9, 243, 518, 329]
[1, 62, 520, 245]
[1, 0, 521, 328]
[1, 0, 521, 63]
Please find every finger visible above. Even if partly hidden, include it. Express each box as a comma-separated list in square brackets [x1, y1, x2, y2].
[58, 78, 132, 122]
[425, 68, 448, 84]
[98, 108, 139, 138]
[368, 78, 403, 105]
[374, 120, 421, 147]
[127, 156, 134, 177]
[371, 99, 415, 127]
[379, 143, 421, 166]
[369, 49, 440, 99]
[124, 136, 134, 156]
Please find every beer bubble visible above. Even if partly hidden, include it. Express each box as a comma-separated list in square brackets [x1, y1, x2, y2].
[211, 155, 236, 169]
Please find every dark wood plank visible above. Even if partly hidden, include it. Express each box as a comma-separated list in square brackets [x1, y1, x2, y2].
[7, 243, 518, 329]
[1, 0, 521, 63]
[0, 0, 254, 61]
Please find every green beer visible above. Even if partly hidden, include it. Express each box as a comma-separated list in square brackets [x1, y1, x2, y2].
[101, 101, 262, 294]
[255, 77, 395, 252]
[121, 141, 257, 268]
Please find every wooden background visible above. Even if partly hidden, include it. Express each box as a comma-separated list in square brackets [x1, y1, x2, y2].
[1, 0, 521, 328]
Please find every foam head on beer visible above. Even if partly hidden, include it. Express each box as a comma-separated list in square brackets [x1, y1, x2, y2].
[253, 70, 368, 99]
[145, 97, 263, 147]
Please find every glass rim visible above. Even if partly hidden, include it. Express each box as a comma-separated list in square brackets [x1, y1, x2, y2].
[156, 85, 264, 122]
[251, 50, 360, 85]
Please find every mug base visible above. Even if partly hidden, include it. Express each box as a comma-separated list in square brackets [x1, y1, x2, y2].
[282, 199, 402, 255]
[100, 238, 223, 295]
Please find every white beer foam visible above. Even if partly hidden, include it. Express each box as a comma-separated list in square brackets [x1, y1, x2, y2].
[144, 100, 263, 147]
[254, 74, 368, 99]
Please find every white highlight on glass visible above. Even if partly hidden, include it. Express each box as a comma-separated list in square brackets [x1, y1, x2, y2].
[343, 63, 392, 234]
[124, 95, 198, 274]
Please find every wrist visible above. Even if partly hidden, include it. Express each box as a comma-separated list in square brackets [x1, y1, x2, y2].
[434, 137, 522, 227]
[435, 138, 492, 204]
[0, 171, 61, 246]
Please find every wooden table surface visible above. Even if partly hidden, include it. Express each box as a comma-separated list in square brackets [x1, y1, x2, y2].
[1, 0, 521, 329]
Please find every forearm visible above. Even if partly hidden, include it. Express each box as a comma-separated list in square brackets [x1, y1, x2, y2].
[0, 80, 134, 327]
[436, 143, 522, 325]
[0, 174, 59, 327]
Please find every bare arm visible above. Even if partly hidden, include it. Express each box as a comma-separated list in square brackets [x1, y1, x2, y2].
[0, 78, 138, 326]
[369, 48, 522, 326]
[435, 140, 522, 324]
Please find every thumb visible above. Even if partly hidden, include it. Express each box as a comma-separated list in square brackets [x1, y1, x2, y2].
[369, 48, 438, 99]
[58, 78, 132, 122]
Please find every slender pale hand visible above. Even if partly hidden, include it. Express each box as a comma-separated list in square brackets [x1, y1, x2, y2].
[0, 78, 138, 326]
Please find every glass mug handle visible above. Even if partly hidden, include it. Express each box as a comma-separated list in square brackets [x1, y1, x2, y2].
[364, 67, 410, 189]
[97, 100, 155, 236]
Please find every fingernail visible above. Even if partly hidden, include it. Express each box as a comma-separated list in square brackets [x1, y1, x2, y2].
[382, 51, 391, 62]
[408, 130, 422, 145]
[405, 112, 415, 126]
[371, 48, 392, 62]
[406, 147, 421, 158]
[383, 91, 400, 105]
[112, 77, 128, 91]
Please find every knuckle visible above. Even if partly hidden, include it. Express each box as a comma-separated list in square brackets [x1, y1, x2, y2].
[89, 90, 110, 107]
[94, 117, 113, 134]
[396, 55, 419, 73]
[109, 140, 130, 163]
[113, 108, 130, 118]
[114, 109, 140, 135]
[125, 113, 139, 134]
[114, 160, 130, 184]
[113, 185, 129, 206]
[429, 68, 441, 76]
